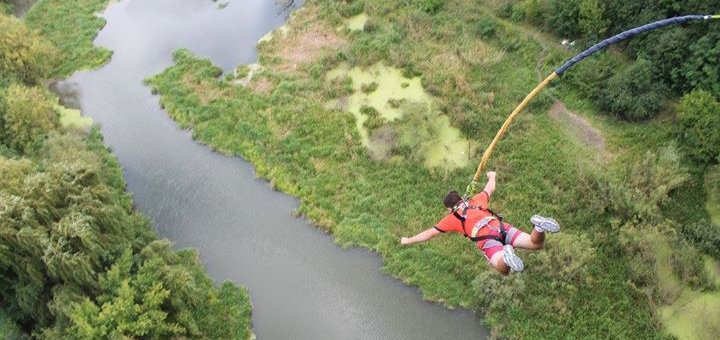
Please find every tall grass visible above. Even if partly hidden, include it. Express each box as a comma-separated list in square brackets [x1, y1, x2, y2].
[24, 0, 112, 77]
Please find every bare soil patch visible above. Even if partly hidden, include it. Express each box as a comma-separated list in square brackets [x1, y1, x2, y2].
[277, 20, 345, 73]
[548, 101, 605, 152]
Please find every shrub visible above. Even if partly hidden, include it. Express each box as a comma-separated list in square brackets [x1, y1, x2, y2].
[577, 0, 608, 39]
[605, 145, 689, 222]
[548, 0, 582, 38]
[681, 33, 720, 95]
[598, 58, 666, 121]
[510, 5, 525, 23]
[522, 0, 548, 27]
[619, 221, 709, 305]
[475, 16, 498, 38]
[676, 90, 720, 165]
[0, 13, 57, 84]
[562, 52, 618, 101]
[497, 3, 514, 19]
[679, 220, 720, 261]
[1, 84, 58, 153]
[530, 232, 596, 287]
[411, 0, 443, 14]
[631, 28, 690, 93]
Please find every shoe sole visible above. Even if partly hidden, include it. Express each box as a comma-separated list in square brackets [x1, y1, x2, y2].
[531, 215, 560, 233]
[503, 245, 524, 272]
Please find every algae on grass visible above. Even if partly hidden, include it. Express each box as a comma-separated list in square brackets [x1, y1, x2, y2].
[258, 24, 289, 44]
[344, 12, 368, 31]
[327, 62, 472, 170]
[56, 104, 93, 130]
[660, 257, 720, 340]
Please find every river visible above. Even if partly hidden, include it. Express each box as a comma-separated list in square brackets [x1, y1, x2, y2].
[50, 0, 488, 338]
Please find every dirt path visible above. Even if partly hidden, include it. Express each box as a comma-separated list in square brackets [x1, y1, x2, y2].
[531, 33, 606, 153]
[548, 101, 605, 151]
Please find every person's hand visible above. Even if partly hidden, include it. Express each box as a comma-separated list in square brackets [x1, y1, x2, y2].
[401, 237, 411, 245]
[487, 171, 496, 179]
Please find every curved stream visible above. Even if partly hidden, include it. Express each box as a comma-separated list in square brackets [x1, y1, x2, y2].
[52, 0, 488, 338]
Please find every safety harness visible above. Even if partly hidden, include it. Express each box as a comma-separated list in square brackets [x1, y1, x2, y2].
[451, 197, 507, 244]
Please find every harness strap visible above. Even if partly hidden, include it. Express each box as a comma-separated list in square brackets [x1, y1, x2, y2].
[470, 216, 496, 238]
[451, 200, 508, 244]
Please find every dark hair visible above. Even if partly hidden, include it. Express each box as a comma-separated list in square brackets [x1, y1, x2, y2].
[443, 191, 462, 209]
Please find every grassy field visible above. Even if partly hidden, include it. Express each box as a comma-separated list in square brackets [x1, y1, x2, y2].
[143, 0, 697, 337]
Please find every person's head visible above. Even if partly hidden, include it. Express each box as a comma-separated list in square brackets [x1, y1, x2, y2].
[443, 191, 463, 210]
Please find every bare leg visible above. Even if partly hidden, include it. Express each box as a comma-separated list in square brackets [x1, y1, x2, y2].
[489, 251, 510, 275]
[513, 229, 544, 250]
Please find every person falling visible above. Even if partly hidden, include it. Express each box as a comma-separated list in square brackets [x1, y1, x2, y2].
[400, 171, 560, 274]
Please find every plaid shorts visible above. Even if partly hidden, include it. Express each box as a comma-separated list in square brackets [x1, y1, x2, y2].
[475, 223, 522, 261]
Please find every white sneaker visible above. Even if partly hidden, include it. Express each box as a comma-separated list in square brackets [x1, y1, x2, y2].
[530, 215, 560, 233]
[503, 244, 524, 272]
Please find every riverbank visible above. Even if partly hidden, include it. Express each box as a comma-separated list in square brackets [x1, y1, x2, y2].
[1, 1, 253, 337]
[145, 0, 683, 337]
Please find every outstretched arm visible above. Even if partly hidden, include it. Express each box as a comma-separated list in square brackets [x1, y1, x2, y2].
[483, 171, 497, 197]
[401, 228, 442, 245]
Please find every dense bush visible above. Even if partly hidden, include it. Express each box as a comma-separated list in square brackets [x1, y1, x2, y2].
[675, 90, 720, 165]
[598, 59, 666, 121]
[0, 134, 252, 338]
[1, 84, 58, 152]
[561, 51, 619, 101]
[0, 10, 252, 338]
[475, 16, 499, 38]
[545, 0, 720, 97]
[605, 145, 689, 222]
[547, 0, 582, 37]
[520, 0, 548, 26]
[0, 14, 57, 84]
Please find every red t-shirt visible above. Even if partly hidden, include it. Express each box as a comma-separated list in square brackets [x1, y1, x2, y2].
[434, 191, 500, 235]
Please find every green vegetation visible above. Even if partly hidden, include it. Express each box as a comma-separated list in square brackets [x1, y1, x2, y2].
[344, 12, 368, 30]
[676, 90, 720, 165]
[24, 0, 113, 78]
[660, 256, 720, 340]
[1, 6, 253, 339]
[7, 0, 716, 337]
[707, 166, 720, 225]
[57, 105, 93, 129]
[142, 0, 712, 337]
[598, 58, 666, 121]
[497, 0, 720, 121]
[1, 84, 58, 152]
[0, 13, 57, 85]
[145, 0, 720, 338]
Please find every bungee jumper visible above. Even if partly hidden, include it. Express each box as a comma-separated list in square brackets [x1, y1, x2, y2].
[400, 14, 719, 274]
[401, 171, 560, 275]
